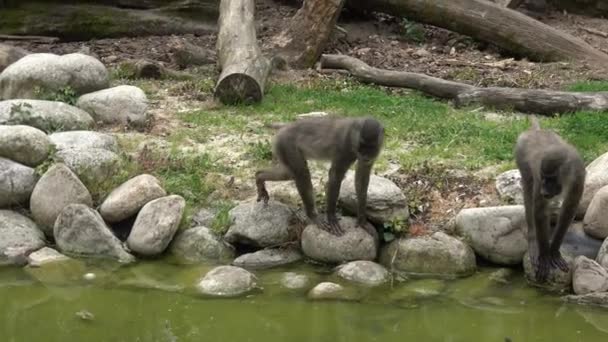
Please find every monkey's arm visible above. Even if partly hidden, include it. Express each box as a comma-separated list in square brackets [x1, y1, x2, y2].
[532, 190, 553, 281]
[549, 182, 584, 271]
[355, 160, 373, 224]
[325, 157, 355, 234]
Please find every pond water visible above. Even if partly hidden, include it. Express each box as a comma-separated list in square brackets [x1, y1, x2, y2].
[1, 261, 607, 342]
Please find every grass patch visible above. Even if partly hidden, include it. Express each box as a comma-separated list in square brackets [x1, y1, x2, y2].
[566, 81, 608, 92]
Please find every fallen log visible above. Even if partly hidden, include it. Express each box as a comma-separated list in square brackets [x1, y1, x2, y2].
[169, 40, 214, 69]
[320, 54, 608, 115]
[347, 0, 608, 68]
[214, 0, 271, 105]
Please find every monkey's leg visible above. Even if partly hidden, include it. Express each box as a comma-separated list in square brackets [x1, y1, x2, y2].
[533, 191, 552, 282]
[255, 165, 292, 204]
[355, 160, 379, 239]
[549, 184, 584, 272]
[324, 157, 355, 235]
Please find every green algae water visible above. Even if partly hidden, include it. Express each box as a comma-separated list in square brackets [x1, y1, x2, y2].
[1, 261, 607, 342]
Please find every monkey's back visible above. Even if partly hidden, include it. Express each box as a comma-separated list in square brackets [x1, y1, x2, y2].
[515, 127, 582, 172]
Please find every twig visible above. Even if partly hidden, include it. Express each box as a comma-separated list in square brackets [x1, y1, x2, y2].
[0, 34, 59, 43]
[581, 27, 608, 38]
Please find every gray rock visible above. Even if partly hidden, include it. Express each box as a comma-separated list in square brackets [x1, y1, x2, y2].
[76, 85, 149, 129]
[49, 130, 118, 153]
[191, 207, 217, 227]
[281, 272, 310, 290]
[0, 44, 28, 73]
[0, 125, 50, 166]
[583, 185, 608, 239]
[0, 53, 109, 99]
[127, 195, 185, 256]
[0, 210, 46, 266]
[29, 163, 93, 234]
[232, 248, 302, 270]
[579, 152, 608, 217]
[301, 216, 377, 263]
[0, 99, 94, 132]
[225, 200, 296, 248]
[55, 148, 120, 188]
[455, 205, 527, 265]
[196, 265, 257, 297]
[308, 282, 345, 300]
[572, 256, 608, 295]
[339, 172, 409, 225]
[562, 222, 604, 261]
[495, 169, 523, 204]
[0, 158, 38, 208]
[99, 174, 166, 223]
[380, 232, 476, 277]
[169, 226, 235, 264]
[522, 250, 573, 292]
[563, 292, 608, 308]
[27, 247, 70, 267]
[54, 204, 134, 263]
[335, 260, 390, 286]
[597, 238, 608, 269]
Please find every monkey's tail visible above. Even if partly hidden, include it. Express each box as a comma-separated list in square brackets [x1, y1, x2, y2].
[529, 115, 541, 130]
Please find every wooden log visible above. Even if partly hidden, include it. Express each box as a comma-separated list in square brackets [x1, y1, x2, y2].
[347, 0, 608, 68]
[320, 54, 608, 115]
[272, 0, 346, 68]
[214, 0, 271, 105]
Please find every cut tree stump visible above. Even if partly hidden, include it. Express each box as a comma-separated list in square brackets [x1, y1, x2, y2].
[272, 0, 346, 69]
[320, 54, 608, 115]
[214, 0, 271, 105]
[348, 0, 608, 68]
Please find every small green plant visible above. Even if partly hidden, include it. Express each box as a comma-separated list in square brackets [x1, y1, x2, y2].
[210, 202, 234, 235]
[34, 86, 78, 105]
[382, 217, 409, 242]
[247, 139, 273, 161]
[400, 18, 425, 43]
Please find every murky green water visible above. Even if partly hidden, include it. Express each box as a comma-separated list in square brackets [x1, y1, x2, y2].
[1, 261, 607, 342]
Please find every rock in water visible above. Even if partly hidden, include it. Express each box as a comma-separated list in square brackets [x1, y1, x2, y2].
[0, 43, 28, 73]
[495, 169, 523, 204]
[99, 174, 166, 223]
[301, 216, 377, 263]
[27, 247, 70, 267]
[0, 210, 46, 266]
[380, 232, 476, 277]
[583, 185, 608, 239]
[563, 292, 608, 308]
[579, 152, 608, 217]
[336, 260, 390, 286]
[0, 125, 50, 166]
[49, 131, 118, 153]
[308, 282, 346, 300]
[281, 272, 310, 290]
[29, 163, 93, 234]
[196, 266, 257, 297]
[225, 200, 296, 248]
[232, 248, 302, 270]
[338, 172, 409, 225]
[169, 226, 235, 264]
[76, 85, 149, 129]
[455, 205, 527, 265]
[0, 100, 94, 132]
[0, 53, 109, 99]
[127, 195, 185, 256]
[55, 148, 120, 189]
[572, 256, 608, 295]
[54, 204, 134, 263]
[0, 158, 38, 208]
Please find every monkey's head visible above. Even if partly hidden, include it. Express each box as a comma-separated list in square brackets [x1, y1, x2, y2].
[358, 118, 384, 162]
[540, 150, 566, 199]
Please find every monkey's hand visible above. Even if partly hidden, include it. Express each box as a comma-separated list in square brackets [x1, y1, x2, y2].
[548, 250, 569, 272]
[256, 186, 270, 205]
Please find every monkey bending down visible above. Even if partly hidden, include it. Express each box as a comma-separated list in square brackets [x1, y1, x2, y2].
[256, 116, 384, 236]
[515, 116, 585, 282]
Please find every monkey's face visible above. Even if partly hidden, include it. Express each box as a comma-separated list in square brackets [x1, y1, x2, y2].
[540, 174, 562, 199]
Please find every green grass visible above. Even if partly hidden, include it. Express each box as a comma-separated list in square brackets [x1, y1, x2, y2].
[566, 80, 608, 92]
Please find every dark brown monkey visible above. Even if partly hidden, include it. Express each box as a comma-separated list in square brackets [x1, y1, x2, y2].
[256, 115, 384, 236]
[515, 116, 585, 282]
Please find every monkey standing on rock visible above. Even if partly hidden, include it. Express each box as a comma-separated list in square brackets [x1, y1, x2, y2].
[255, 115, 384, 237]
[515, 116, 585, 283]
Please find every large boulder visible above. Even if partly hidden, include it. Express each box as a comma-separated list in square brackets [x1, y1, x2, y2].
[380, 232, 476, 277]
[54, 204, 134, 263]
[583, 185, 608, 239]
[0, 125, 50, 166]
[495, 169, 523, 204]
[338, 172, 409, 225]
[0, 53, 109, 100]
[49, 130, 118, 153]
[0, 210, 46, 266]
[301, 216, 377, 263]
[572, 256, 608, 295]
[196, 266, 258, 297]
[169, 226, 235, 264]
[99, 174, 166, 223]
[76, 85, 149, 129]
[233, 248, 302, 270]
[335, 260, 390, 286]
[578, 152, 608, 217]
[455, 205, 527, 265]
[55, 148, 120, 189]
[224, 200, 297, 248]
[0, 99, 94, 132]
[127, 195, 185, 256]
[597, 238, 608, 269]
[0, 44, 28, 73]
[0, 158, 38, 208]
[29, 163, 93, 234]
